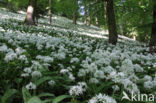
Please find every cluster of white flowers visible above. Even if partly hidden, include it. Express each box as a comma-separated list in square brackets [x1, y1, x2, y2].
[89, 78, 99, 84]
[0, 44, 8, 52]
[69, 82, 87, 96]
[110, 71, 140, 93]
[0, 44, 29, 63]
[88, 93, 117, 103]
[144, 75, 156, 89]
[36, 55, 54, 63]
[70, 57, 79, 63]
[48, 80, 56, 86]
[26, 82, 36, 90]
[21, 61, 43, 78]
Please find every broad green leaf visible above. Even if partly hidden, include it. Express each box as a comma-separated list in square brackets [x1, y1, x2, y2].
[36, 76, 53, 87]
[52, 95, 71, 103]
[22, 87, 31, 103]
[42, 99, 53, 103]
[96, 82, 114, 93]
[38, 93, 55, 98]
[1, 89, 17, 103]
[27, 96, 42, 103]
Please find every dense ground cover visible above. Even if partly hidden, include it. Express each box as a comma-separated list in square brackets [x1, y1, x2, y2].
[0, 9, 156, 103]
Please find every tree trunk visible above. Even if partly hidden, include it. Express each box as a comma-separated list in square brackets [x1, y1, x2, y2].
[73, 11, 77, 25]
[72, 0, 78, 25]
[25, 0, 37, 25]
[104, 1, 107, 23]
[106, 0, 118, 45]
[48, 0, 52, 24]
[95, 0, 99, 26]
[95, 17, 99, 26]
[84, 3, 87, 25]
[150, 0, 156, 52]
[88, 3, 91, 26]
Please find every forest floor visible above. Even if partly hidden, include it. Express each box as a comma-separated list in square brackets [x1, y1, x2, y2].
[0, 8, 156, 103]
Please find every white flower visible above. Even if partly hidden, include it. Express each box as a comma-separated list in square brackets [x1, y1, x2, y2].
[143, 75, 152, 81]
[24, 67, 32, 73]
[36, 55, 53, 63]
[54, 52, 66, 59]
[48, 80, 55, 86]
[120, 59, 134, 74]
[78, 69, 86, 77]
[94, 70, 105, 79]
[26, 82, 36, 90]
[78, 82, 87, 89]
[89, 78, 99, 84]
[134, 64, 143, 72]
[4, 51, 17, 62]
[144, 81, 154, 89]
[69, 82, 87, 96]
[88, 97, 98, 103]
[21, 73, 29, 77]
[70, 57, 79, 63]
[19, 55, 28, 62]
[88, 93, 117, 103]
[68, 73, 75, 81]
[15, 47, 25, 55]
[60, 69, 69, 74]
[102, 66, 115, 74]
[31, 71, 42, 78]
[31, 61, 43, 69]
[69, 85, 84, 96]
[112, 85, 120, 91]
[0, 44, 8, 52]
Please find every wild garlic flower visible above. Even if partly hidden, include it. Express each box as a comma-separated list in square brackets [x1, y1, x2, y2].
[31, 71, 42, 78]
[26, 82, 36, 90]
[69, 82, 87, 96]
[88, 93, 117, 103]
[89, 78, 99, 84]
[48, 80, 56, 86]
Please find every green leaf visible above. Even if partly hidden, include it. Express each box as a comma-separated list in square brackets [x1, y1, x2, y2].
[22, 87, 31, 103]
[42, 99, 53, 103]
[1, 89, 17, 103]
[52, 95, 71, 103]
[38, 93, 55, 98]
[36, 76, 53, 87]
[96, 81, 114, 93]
[27, 96, 42, 103]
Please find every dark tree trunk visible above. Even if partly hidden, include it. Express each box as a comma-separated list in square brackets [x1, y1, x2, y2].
[25, 0, 37, 25]
[106, 0, 118, 45]
[72, 0, 78, 25]
[73, 11, 77, 25]
[48, 0, 52, 24]
[150, 0, 156, 52]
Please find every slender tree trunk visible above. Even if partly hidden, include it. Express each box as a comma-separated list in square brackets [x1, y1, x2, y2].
[104, 1, 107, 23]
[84, 3, 87, 25]
[95, 17, 99, 26]
[119, 23, 124, 35]
[73, 11, 77, 25]
[25, 0, 36, 25]
[150, 0, 156, 52]
[95, 0, 99, 26]
[106, 0, 118, 45]
[48, 0, 52, 24]
[72, 0, 78, 25]
[88, 3, 91, 26]
[119, 15, 124, 35]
